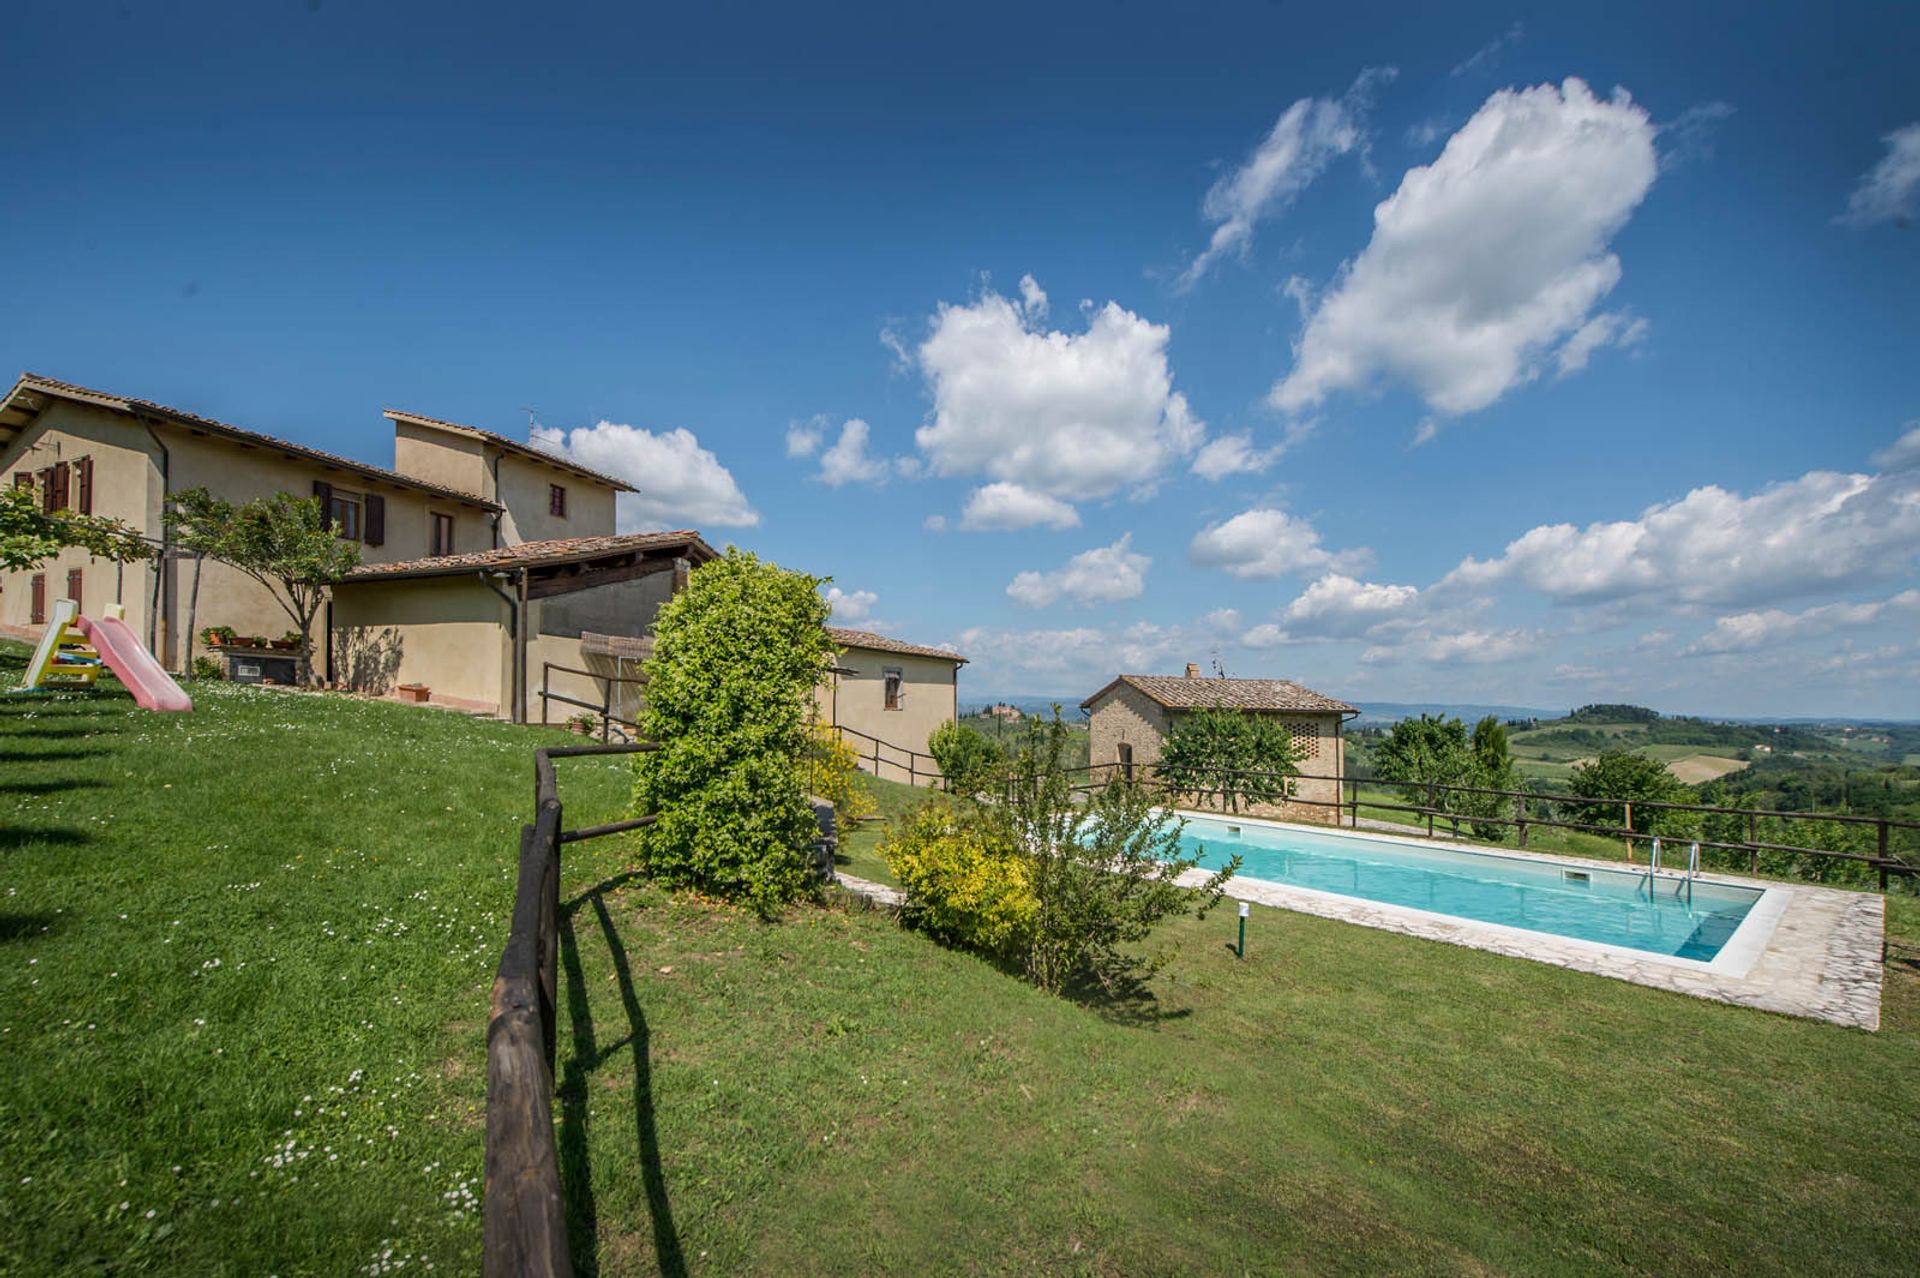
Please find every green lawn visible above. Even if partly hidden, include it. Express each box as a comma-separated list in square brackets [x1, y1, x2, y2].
[8, 645, 1920, 1274]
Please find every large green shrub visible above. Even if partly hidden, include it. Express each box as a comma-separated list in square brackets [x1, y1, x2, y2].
[881, 800, 1035, 962]
[927, 719, 1003, 798]
[631, 549, 835, 914]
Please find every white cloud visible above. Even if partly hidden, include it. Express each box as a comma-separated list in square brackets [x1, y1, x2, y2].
[1840, 122, 1920, 226]
[1362, 627, 1539, 666]
[825, 586, 880, 626]
[1006, 534, 1150, 608]
[958, 482, 1082, 532]
[1450, 22, 1522, 78]
[785, 417, 825, 458]
[1684, 590, 1920, 655]
[1179, 67, 1396, 289]
[1281, 573, 1422, 635]
[1190, 420, 1315, 481]
[956, 618, 1211, 688]
[530, 421, 759, 531]
[913, 280, 1204, 504]
[1189, 507, 1369, 579]
[1442, 432, 1920, 609]
[815, 418, 890, 486]
[1555, 311, 1648, 376]
[1270, 78, 1659, 419]
[1017, 273, 1049, 323]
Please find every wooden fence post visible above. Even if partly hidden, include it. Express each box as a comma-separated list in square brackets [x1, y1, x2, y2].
[1426, 782, 1435, 839]
[1515, 794, 1528, 848]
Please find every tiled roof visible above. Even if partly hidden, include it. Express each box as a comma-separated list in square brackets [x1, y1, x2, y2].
[342, 530, 715, 579]
[4, 373, 501, 510]
[828, 626, 967, 664]
[384, 409, 637, 493]
[1081, 674, 1356, 714]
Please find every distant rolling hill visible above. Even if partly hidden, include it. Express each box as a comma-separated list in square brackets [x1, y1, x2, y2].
[1349, 701, 1565, 727]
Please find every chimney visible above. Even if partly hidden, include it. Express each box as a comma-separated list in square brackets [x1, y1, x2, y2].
[1185, 662, 1200, 679]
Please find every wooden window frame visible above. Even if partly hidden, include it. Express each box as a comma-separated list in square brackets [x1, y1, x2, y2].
[430, 511, 455, 557]
[30, 573, 46, 626]
[330, 491, 363, 542]
[548, 483, 568, 518]
[883, 666, 904, 712]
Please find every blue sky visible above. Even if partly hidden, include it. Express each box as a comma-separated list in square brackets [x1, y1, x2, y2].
[4, 2, 1917, 715]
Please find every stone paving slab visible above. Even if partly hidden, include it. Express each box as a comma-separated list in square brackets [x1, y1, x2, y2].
[835, 873, 903, 908]
[1174, 814, 1885, 1030]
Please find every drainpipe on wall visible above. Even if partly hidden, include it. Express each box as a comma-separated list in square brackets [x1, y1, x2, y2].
[479, 569, 528, 723]
[137, 417, 172, 658]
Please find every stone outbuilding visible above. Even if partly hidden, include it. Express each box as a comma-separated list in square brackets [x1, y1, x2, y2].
[1081, 665, 1357, 824]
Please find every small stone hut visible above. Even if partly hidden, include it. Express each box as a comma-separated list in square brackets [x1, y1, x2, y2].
[1081, 664, 1357, 824]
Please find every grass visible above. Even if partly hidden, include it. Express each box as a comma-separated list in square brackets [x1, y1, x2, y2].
[0, 640, 630, 1274]
[8, 647, 1920, 1274]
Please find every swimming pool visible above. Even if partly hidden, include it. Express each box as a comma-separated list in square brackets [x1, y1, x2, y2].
[1177, 816, 1766, 962]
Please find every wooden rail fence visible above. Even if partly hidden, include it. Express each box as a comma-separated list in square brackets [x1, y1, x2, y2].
[484, 742, 658, 1278]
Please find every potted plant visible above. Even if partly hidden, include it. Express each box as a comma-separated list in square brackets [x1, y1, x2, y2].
[397, 682, 431, 703]
[268, 629, 303, 651]
[201, 624, 236, 647]
[566, 712, 597, 736]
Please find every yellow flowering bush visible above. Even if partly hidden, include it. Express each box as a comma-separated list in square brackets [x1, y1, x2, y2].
[804, 724, 877, 822]
[881, 800, 1036, 963]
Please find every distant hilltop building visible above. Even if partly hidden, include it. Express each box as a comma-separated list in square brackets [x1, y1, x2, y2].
[984, 702, 1024, 722]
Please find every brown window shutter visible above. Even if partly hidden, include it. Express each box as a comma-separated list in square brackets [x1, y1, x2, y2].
[50, 462, 70, 511]
[363, 493, 385, 546]
[312, 479, 334, 530]
[12, 471, 30, 490]
[38, 468, 54, 512]
[30, 574, 45, 625]
[66, 568, 83, 607]
[76, 457, 93, 514]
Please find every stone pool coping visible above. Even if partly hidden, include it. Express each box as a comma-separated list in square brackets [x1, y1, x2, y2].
[1172, 811, 1885, 1031]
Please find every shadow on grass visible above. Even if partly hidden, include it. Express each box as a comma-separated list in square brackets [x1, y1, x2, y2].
[1060, 966, 1195, 1028]
[0, 778, 104, 797]
[0, 913, 59, 942]
[0, 826, 94, 851]
[0, 748, 108, 765]
[554, 881, 686, 1278]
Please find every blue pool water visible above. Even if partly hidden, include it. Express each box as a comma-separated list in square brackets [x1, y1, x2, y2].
[1178, 818, 1764, 961]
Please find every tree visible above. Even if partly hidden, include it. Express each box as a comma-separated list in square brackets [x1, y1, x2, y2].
[927, 719, 1003, 799]
[164, 488, 360, 686]
[1565, 749, 1689, 837]
[631, 548, 836, 915]
[1004, 713, 1238, 994]
[1372, 714, 1477, 833]
[1465, 715, 1525, 841]
[1156, 708, 1298, 813]
[1, 483, 151, 573]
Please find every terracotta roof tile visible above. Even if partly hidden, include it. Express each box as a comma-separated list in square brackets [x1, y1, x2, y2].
[342, 530, 715, 579]
[7, 373, 501, 509]
[384, 409, 637, 492]
[828, 626, 967, 664]
[1082, 674, 1355, 714]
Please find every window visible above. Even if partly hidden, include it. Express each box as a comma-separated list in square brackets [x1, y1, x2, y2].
[883, 667, 903, 711]
[66, 568, 82, 609]
[549, 484, 568, 517]
[1118, 741, 1134, 783]
[330, 492, 363, 541]
[430, 512, 455, 557]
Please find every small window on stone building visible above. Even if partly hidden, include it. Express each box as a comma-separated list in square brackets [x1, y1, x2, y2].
[549, 484, 568, 517]
[883, 667, 903, 711]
